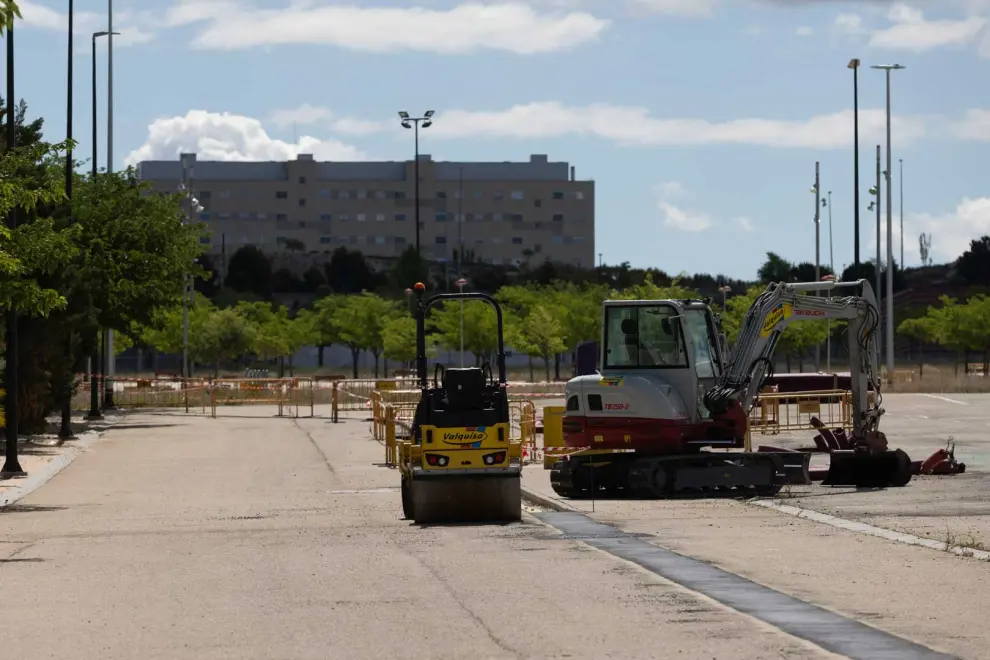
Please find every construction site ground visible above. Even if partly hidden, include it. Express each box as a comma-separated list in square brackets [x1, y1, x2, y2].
[522, 391, 990, 659]
[1, 395, 987, 658]
[0, 406, 844, 660]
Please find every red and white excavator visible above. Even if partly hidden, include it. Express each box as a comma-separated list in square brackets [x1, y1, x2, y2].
[550, 278, 913, 498]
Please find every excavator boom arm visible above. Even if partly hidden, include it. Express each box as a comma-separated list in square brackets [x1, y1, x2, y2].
[704, 279, 883, 437]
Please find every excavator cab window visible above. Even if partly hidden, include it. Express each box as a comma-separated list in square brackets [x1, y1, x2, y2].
[682, 308, 721, 379]
[603, 304, 688, 369]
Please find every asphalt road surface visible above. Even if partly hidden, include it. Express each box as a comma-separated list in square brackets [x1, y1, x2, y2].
[1, 407, 841, 660]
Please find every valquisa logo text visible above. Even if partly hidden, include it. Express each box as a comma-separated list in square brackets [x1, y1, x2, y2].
[443, 432, 486, 442]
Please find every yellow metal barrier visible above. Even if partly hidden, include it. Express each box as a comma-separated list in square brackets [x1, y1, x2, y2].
[749, 389, 852, 435]
[511, 400, 538, 463]
[541, 405, 566, 469]
[207, 377, 315, 418]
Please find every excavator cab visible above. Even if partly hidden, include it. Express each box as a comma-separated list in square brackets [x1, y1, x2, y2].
[398, 283, 522, 524]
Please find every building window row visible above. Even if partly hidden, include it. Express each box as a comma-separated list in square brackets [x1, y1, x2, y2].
[200, 211, 577, 224]
[197, 188, 586, 202]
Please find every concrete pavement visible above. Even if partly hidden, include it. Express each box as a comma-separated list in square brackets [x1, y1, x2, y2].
[2, 407, 837, 660]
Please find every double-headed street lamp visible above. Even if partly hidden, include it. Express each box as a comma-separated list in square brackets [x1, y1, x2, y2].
[398, 110, 434, 263]
[86, 29, 119, 421]
[871, 63, 905, 376]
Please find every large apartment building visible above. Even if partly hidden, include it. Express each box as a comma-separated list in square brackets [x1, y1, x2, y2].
[136, 153, 596, 269]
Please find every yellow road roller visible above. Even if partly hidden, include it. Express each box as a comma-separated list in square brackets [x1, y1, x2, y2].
[398, 282, 523, 524]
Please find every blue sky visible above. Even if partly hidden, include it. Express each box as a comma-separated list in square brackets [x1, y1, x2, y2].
[14, 0, 990, 280]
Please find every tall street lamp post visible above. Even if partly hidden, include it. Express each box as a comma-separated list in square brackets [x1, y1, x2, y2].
[899, 158, 904, 267]
[398, 111, 434, 263]
[871, 63, 905, 375]
[811, 162, 821, 369]
[86, 30, 118, 421]
[2, 7, 25, 479]
[104, 0, 117, 409]
[848, 58, 861, 268]
[179, 154, 203, 379]
[58, 0, 76, 440]
[456, 278, 467, 368]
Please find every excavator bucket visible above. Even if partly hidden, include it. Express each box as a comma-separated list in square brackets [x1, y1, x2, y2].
[822, 448, 913, 488]
[410, 475, 521, 524]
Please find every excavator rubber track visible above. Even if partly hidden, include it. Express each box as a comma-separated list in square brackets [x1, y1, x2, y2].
[403, 473, 522, 524]
[549, 452, 788, 499]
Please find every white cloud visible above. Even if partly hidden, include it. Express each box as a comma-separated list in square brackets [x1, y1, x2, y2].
[407, 101, 927, 149]
[18, 1, 157, 46]
[654, 181, 686, 199]
[733, 216, 755, 232]
[660, 202, 712, 232]
[123, 110, 369, 166]
[169, 1, 609, 54]
[833, 12, 865, 35]
[626, 0, 717, 17]
[869, 4, 987, 52]
[795, 25, 813, 36]
[653, 181, 712, 232]
[270, 105, 390, 136]
[953, 109, 990, 139]
[865, 197, 990, 265]
[909, 197, 990, 262]
[269, 104, 335, 129]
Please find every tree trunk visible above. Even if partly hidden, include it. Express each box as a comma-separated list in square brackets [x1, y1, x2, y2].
[528, 356, 534, 382]
[350, 347, 360, 378]
[58, 332, 75, 440]
[543, 356, 551, 383]
[372, 351, 380, 378]
[554, 353, 561, 381]
[317, 344, 325, 367]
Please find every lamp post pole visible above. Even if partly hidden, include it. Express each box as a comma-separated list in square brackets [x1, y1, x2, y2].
[456, 278, 468, 368]
[899, 158, 904, 267]
[87, 30, 117, 420]
[178, 155, 203, 380]
[872, 63, 904, 375]
[58, 0, 76, 440]
[104, 0, 117, 409]
[813, 162, 821, 370]
[398, 111, 434, 266]
[848, 58, 861, 268]
[2, 8, 25, 479]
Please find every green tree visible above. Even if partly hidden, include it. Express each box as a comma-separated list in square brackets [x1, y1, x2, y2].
[382, 315, 418, 366]
[897, 314, 940, 376]
[332, 292, 396, 377]
[225, 245, 273, 297]
[428, 299, 500, 367]
[611, 273, 698, 301]
[514, 306, 567, 382]
[234, 301, 288, 363]
[194, 307, 256, 376]
[309, 294, 345, 367]
[0, 140, 74, 316]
